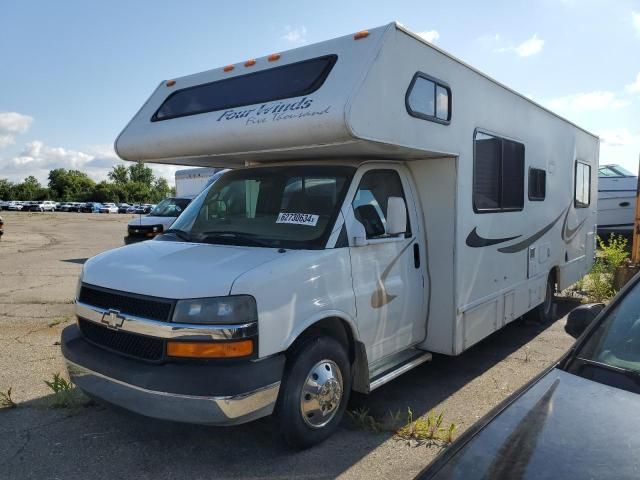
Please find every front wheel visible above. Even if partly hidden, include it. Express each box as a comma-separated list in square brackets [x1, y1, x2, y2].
[275, 336, 351, 449]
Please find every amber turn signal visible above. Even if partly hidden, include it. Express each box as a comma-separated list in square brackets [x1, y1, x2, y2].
[167, 340, 253, 358]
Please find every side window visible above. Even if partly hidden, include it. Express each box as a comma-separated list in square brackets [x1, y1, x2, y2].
[528, 168, 546, 201]
[352, 170, 411, 239]
[575, 162, 591, 208]
[406, 73, 451, 124]
[473, 131, 524, 213]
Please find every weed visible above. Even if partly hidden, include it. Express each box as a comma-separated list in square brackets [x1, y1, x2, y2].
[0, 388, 17, 409]
[48, 317, 67, 328]
[581, 234, 629, 302]
[348, 406, 457, 445]
[44, 373, 77, 408]
[347, 407, 384, 433]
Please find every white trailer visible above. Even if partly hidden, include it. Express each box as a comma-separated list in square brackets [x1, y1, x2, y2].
[63, 22, 598, 448]
[175, 167, 219, 198]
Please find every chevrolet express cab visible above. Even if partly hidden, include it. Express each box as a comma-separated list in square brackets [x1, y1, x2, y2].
[61, 22, 599, 448]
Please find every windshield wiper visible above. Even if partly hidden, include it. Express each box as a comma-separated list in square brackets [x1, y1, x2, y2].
[164, 228, 192, 242]
[196, 231, 272, 247]
[576, 357, 640, 383]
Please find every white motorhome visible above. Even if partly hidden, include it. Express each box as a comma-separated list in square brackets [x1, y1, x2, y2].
[62, 22, 599, 448]
[175, 167, 219, 197]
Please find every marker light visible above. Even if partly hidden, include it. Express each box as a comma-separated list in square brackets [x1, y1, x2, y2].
[167, 339, 254, 359]
[267, 53, 281, 62]
[165, 79, 176, 87]
[244, 59, 256, 67]
[223, 65, 235, 72]
[354, 30, 369, 40]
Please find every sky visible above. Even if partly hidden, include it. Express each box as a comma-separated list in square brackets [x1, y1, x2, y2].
[1, 0, 639, 186]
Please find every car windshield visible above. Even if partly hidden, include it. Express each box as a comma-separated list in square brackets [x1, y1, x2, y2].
[149, 198, 191, 217]
[169, 165, 355, 249]
[574, 279, 640, 376]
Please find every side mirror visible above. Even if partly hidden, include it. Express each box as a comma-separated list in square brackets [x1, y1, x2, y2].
[565, 303, 605, 338]
[386, 197, 407, 236]
[351, 219, 368, 247]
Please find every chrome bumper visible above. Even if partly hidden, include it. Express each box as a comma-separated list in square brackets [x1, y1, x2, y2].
[66, 360, 280, 426]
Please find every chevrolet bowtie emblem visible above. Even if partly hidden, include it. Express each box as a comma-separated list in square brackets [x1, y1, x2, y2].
[101, 309, 125, 330]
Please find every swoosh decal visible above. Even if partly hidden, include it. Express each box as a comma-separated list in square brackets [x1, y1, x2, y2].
[497, 209, 566, 253]
[561, 206, 587, 243]
[370, 240, 414, 309]
[466, 227, 521, 247]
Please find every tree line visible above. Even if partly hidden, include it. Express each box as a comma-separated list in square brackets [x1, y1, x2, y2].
[0, 162, 174, 204]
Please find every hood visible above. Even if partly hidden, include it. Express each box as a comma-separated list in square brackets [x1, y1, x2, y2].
[423, 369, 640, 480]
[83, 240, 282, 298]
[128, 215, 176, 229]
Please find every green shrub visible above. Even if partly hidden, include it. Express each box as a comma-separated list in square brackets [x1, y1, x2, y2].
[583, 234, 629, 302]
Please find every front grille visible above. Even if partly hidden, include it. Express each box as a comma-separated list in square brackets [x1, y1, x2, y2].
[79, 285, 173, 321]
[79, 318, 165, 362]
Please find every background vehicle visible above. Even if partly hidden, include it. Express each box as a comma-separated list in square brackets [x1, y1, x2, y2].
[117, 203, 131, 213]
[7, 201, 23, 211]
[81, 202, 103, 213]
[418, 275, 640, 480]
[0, 215, 3, 240]
[64, 22, 598, 448]
[25, 200, 56, 212]
[597, 164, 636, 236]
[175, 167, 219, 197]
[125, 196, 192, 244]
[99, 203, 118, 214]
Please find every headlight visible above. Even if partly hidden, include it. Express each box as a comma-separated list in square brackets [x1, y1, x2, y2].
[75, 269, 84, 302]
[172, 295, 257, 325]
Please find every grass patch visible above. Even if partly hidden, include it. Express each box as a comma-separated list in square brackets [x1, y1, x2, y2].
[572, 234, 629, 303]
[44, 373, 85, 408]
[396, 408, 457, 444]
[0, 388, 17, 409]
[348, 406, 457, 445]
[48, 317, 68, 328]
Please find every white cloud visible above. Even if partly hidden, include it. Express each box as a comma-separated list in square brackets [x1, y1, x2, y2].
[496, 34, 544, 57]
[626, 72, 640, 93]
[0, 141, 177, 186]
[282, 25, 307, 44]
[633, 11, 640, 34]
[598, 128, 639, 147]
[0, 112, 33, 148]
[546, 91, 630, 112]
[417, 30, 440, 43]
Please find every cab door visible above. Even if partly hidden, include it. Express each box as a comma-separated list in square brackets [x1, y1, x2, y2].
[344, 165, 426, 364]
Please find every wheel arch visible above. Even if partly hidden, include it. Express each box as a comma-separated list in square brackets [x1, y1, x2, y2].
[283, 312, 370, 394]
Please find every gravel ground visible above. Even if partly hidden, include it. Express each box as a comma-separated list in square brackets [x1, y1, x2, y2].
[0, 211, 578, 479]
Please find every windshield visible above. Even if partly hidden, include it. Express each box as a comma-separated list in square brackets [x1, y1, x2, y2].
[573, 280, 640, 376]
[168, 165, 355, 249]
[149, 198, 191, 217]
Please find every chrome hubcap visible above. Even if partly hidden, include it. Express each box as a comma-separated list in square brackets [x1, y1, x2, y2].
[300, 360, 343, 428]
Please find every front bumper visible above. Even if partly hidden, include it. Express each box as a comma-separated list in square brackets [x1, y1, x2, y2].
[61, 325, 284, 425]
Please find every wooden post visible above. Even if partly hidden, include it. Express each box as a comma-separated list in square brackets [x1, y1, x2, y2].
[632, 154, 640, 264]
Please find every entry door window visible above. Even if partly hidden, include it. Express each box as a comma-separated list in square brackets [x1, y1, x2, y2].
[352, 170, 411, 239]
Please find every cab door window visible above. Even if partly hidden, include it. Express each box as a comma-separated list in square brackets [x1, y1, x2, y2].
[352, 169, 411, 239]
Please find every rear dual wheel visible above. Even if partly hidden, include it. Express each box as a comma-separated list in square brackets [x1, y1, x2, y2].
[275, 336, 351, 449]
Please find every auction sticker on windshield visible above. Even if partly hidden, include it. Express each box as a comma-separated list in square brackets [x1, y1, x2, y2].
[276, 212, 319, 226]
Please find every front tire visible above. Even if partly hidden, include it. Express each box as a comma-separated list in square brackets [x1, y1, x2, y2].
[275, 336, 351, 449]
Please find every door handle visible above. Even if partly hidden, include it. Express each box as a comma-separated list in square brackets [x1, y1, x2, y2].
[413, 243, 420, 268]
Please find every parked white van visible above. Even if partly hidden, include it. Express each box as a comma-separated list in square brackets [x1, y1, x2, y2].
[62, 22, 599, 448]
